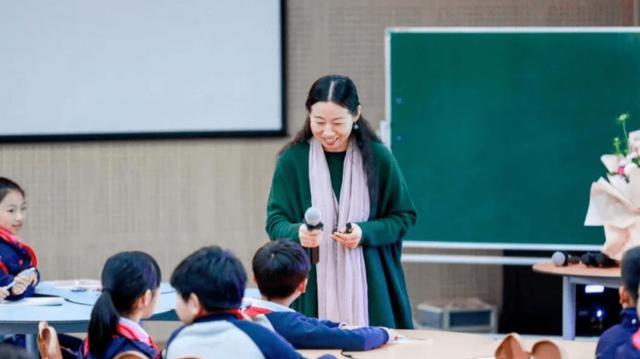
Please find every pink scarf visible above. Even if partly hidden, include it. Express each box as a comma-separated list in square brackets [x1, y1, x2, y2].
[309, 137, 369, 326]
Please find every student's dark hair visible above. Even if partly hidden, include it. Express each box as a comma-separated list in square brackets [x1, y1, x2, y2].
[622, 246, 640, 303]
[0, 177, 25, 203]
[252, 240, 310, 299]
[280, 75, 382, 203]
[0, 344, 30, 359]
[170, 245, 246, 311]
[88, 251, 161, 357]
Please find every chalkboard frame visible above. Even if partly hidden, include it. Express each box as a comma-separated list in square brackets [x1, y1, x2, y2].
[386, 27, 640, 250]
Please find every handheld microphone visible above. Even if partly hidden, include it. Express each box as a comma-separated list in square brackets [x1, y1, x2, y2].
[345, 222, 353, 234]
[304, 207, 323, 264]
[551, 251, 580, 266]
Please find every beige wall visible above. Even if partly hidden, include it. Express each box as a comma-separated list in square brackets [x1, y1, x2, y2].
[0, 0, 635, 338]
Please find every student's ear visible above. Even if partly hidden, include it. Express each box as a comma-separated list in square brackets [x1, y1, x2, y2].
[354, 105, 362, 123]
[297, 278, 308, 294]
[620, 286, 632, 307]
[134, 289, 152, 310]
[141, 289, 152, 307]
[188, 292, 203, 316]
[252, 274, 258, 285]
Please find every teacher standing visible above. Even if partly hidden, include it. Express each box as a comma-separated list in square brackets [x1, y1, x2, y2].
[265, 75, 416, 329]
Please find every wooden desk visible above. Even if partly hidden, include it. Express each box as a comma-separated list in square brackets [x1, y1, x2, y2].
[533, 262, 621, 339]
[298, 329, 596, 359]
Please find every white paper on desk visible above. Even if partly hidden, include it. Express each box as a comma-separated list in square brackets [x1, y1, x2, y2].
[1, 296, 64, 306]
[46, 279, 101, 291]
[391, 335, 432, 344]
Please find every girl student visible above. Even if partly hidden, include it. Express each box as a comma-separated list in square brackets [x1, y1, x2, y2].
[79, 251, 161, 359]
[0, 177, 38, 301]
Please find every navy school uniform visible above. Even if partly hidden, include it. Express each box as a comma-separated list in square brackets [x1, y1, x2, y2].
[616, 329, 640, 358]
[77, 318, 160, 359]
[0, 227, 39, 300]
[242, 298, 390, 351]
[597, 307, 638, 359]
[165, 310, 305, 359]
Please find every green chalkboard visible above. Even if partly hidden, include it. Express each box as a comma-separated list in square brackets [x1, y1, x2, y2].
[388, 29, 640, 247]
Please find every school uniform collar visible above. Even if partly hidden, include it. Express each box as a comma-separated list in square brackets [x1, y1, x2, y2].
[0, 226, 38, 268]
[243, 297, 295, 313]
[0, 227, 19, 245]
[83, 317, 159, 356]
[193, 308, 245, 323]
[118, 317, 151, 343]
[620, 307, 639, 328]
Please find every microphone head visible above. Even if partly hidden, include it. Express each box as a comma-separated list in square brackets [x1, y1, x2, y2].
[304, 207, 322, 226]
[551, 251, 566, 266]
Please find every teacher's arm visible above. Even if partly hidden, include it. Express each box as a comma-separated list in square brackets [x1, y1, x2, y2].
[265, 156, 303, 243]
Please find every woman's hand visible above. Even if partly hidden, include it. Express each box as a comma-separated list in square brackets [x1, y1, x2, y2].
[299, 224, 322, 248]
[331, 223, 362, 249]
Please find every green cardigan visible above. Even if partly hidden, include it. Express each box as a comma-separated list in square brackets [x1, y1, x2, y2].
[265, 140, 417, 329]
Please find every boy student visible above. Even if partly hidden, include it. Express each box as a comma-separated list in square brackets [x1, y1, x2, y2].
[165, 246, 304, 359]
[244, 240, 395, 350]
[596, 246, 640, 358]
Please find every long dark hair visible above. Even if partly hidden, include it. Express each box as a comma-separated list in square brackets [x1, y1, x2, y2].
[0, 177, 24, 203]
[88, 251, 161, 356]
[281, 75, 382, 202]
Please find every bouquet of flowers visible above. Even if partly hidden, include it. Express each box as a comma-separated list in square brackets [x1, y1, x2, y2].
[585, 114, 640, 260]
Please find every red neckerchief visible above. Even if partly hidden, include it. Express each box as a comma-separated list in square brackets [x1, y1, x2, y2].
[82, 320, 160, 358]
[0, 227, 37, 273]
[116, 321, 160, 355]
[243, 305, 273, 317]
[195, 308, 246, 320]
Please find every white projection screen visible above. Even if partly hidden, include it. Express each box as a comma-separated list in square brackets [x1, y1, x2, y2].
[0, 0, 284, 140]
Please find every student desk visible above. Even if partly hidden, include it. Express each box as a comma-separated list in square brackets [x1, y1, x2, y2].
[533, 262, 621, 340]
[0, 281, 177, 355]
[298, 329, 596, 358]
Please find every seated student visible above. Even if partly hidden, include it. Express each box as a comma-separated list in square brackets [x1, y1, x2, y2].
[597, 246, 640, 358]
[0, 177, 39, 301]
[243, 240, 394, 351]
[165, 245, 303, 359]
[0, 177, 54, 351]
[78, 251, 162, 359]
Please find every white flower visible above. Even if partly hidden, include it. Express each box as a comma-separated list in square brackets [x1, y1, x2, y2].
[630, 130, 640, 156]
[625, 163, 638, 177]
[601, 154, 623, 173]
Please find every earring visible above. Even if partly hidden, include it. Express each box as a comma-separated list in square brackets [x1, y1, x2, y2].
[353, 123, 359, 130]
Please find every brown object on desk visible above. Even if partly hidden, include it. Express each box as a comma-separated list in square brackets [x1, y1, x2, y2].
[298, 329, 595, 359]
[495, 333, 566, 359]
[533, 262, 620, 278]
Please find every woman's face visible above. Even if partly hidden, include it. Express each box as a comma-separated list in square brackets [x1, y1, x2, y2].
[309, 101, 359, 153]
[0, 190, 26, 234]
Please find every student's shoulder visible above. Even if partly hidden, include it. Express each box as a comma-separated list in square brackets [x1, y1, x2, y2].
[232, 319, 294, 344]
[265, 310, 309, 325]
[233, 317, 283, 334]
[615, 340, 640, 358]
